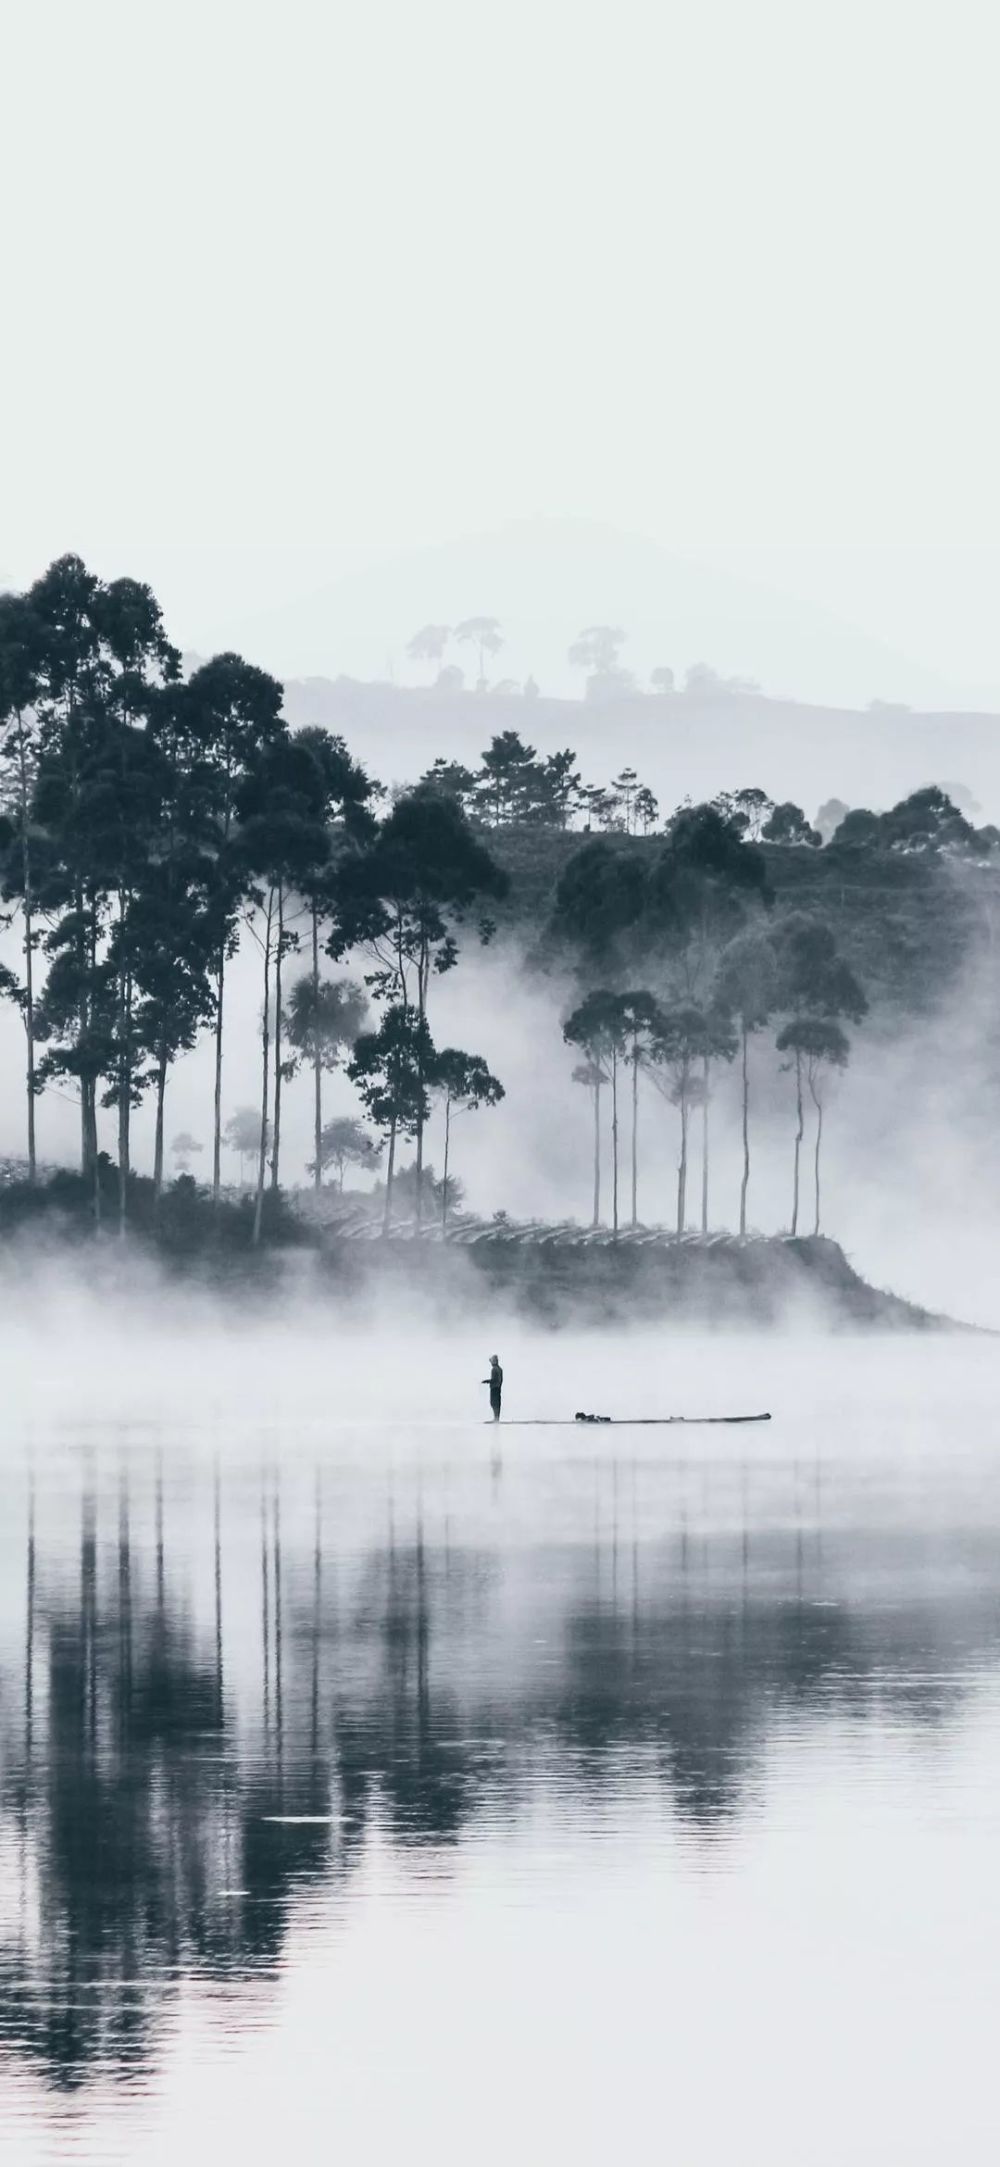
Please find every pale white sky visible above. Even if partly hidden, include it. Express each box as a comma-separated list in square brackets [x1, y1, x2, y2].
[4, 0, 1000, 688]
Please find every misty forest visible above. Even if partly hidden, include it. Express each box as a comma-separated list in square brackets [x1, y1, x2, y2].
[0, 557, 996, 1297]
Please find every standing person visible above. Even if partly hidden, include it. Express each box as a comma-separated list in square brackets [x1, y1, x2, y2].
[483, 1354, 503, 1422]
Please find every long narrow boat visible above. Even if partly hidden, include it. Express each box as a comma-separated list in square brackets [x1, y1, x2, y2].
[490, 1412, 772, 1427]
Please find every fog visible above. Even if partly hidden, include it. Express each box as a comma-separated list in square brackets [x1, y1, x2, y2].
[2, 871, 998, 1327]
[7, 3, 1000, 2158]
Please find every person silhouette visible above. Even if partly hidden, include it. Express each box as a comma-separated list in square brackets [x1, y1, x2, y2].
[483, 1354, 503, 1422]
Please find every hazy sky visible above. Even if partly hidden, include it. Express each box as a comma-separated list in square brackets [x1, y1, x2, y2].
[5, 0, 1000, 685]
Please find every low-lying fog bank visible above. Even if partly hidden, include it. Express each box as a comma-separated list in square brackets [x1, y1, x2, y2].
[0, 1221, 956, 1336]
[0, 1294, 995, 1449]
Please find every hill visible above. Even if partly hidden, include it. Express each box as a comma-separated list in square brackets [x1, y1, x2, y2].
[282, 676, 1000, 832]
[224, 519, 983, 710]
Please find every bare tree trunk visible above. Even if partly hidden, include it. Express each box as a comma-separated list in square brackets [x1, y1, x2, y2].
[592, 1082, 601, 1227]
[415, 1103, 425, 1227]
[271, 886, 284, 1190]
[153, 1049, 168, 1198]
[415, 938, 429, 1231]
[252, 892, 274, 1248]
[115, 873, 133, 1241]
[739, 1023, 750, 1238]
[611, 1048, 619, 1235]
[117, 962, 131, 1243]
[78, 891, 94, 1183]
[81, 1081, 92, 1183]
[442, 1096, 451, 1232]
[383, 1119, 397, 1235]
[212, 951, 225, 1206]
[90, 1094, 101, 1232]
[791, 1048, 804, 1236]
[677, 1092, 688, 1240]
[631, 1040, 638, 1228]
[16, 719, 36, 1183]
[117, 1100, 129, 1238]
[810, 1070, 823, 1236]
[312, 902, 322, 1195]
[700, 1052, 710, 1235]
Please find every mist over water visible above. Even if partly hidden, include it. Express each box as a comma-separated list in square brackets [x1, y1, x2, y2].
[1, 1324, 999, 2163]
[8, 0, 1000, 2149]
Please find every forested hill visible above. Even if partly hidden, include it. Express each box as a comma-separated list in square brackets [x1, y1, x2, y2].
[281, 675, 1000, 831]
[488, 826, 989, 1019]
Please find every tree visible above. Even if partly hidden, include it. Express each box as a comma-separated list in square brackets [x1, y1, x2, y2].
[93, 576, 181, 1235]
[309, 1115, 382, 1192]
[171, 1131, 202, 1173]
[646, 1004, 733, 1239]
[347, 1005, 434, 1233]
[830, 807, 881, 849]
[0, 591, 44, 1180]
[333, 786, 506, 1224]
[549, 839, 647, 973]
[715, 787, 774, 842]
[763, 801, 821, 847]
[24, 557, 180, 1234]
[430, 1047, 504, 1229]
[650, 666, 675, 694]
[419, 758, 478, 816]
[569, 627, 626, 677]
[407, 625, 450, 677]
[697, 1003, 737, 1233]
[387, 1160, 464, 1218]
[648, 802, 772, 1000]
[571, 1061, 605, 1228]
[816, 797, 850, 844]
[564, 991, 634, 1234]
[568, 627, 635, 700]
[239, 727, 373, 1240]
[775, 1017, 850, 1235]
[237, 735, 331, 1238]
[579, 784, 621, 832]
[634, 785, 659, 835]
[223, 1106, 265, 1187]
[613, 768, 639, 833]
[615, 990, 661, 1227]
[773, 916, 866, 1235]
[137, 675, 225, 1199]
[881, 786, 980, 855]
[185, 654, 286, 1204]
[284, 974, 368, 1193]
[290, 729, 377, 1199]
[476, 732, 538, 826]
[537, 749, 582, 829]
[684, 663, 722, 696]
[717, 928, 777, 1236]
[455, 617, 503, 689]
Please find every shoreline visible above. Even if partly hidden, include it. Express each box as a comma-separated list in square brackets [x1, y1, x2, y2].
[0, 1177, 966, 1330]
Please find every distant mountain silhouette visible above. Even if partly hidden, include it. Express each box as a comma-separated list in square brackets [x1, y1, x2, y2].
[221, 519, 986, 710]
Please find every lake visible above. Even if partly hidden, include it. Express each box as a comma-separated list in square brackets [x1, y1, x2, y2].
[1, 1322, 998, 2164]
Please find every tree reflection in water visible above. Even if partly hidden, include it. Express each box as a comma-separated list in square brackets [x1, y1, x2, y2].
[0, 1447, 997, 2091]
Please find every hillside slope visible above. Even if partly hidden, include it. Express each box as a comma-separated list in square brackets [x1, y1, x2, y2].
[282, 677, 1000, 829]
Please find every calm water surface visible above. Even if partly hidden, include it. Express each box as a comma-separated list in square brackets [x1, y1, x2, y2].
[1, 1328, 998, 2164]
